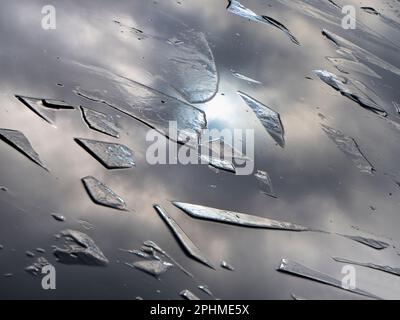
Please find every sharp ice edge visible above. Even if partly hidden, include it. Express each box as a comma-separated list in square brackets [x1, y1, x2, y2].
[326, 57, 382, 79]
[254, 170, 276, 198]
[321, 124, 374, 174]
[154, 205, 215, 269]
[129, 260, 173, 277]
[25, 257, 51, 276]
[81, 106, 120, 138]
[198, 285, 215, 298]
[231, 70, 262, 84]
[237, 91, 285, 148]
[180, 289, 201, 300]
[75, 138, 135, 169]
[313, 70, 387, 116]
[82, 176, 127, 211]
[51, 213, 65, 222]
[333, 257, 400, 276]
[15, 95, 55, 124]
[53, 229, 109, 266]
[277, 258, 381, 299]
[172, 202, 307, 231]
[0, 128, 48, 170]
[41, 99, 74, 109]
[201, 137, 252, 161]
[221, 260, 235, 271]
[340, 234, 390, 250]
[200, 154, 236, 173]
[227, 0, 300, 45]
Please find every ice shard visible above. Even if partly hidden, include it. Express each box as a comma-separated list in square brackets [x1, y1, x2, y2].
[277, 259, 380, 299]
[53, 229, 109, 266]
[51, 213, 65, 222]
[172, 202, 308, 231]
[25, 257, 51, 276]
[81, 106, 120, 138]
[321, 124, 374, 174]
[254, 170, 276, 198]
[333, 257, 400, 277]
[82, 176, 127, 211]
[129, 260, 173, 277]
[75, 138, 135, 169]
[0, 129, 48, 170]
[200, 154, 236, 174]
[180, 289, 200, 300]
[341, 235, 389, 250]
[237, 92, 285, 147]
[231, 71, 262, 84]
[42, 99, 74, 109]
[314, 70, 387, 116]
[154, 205, 215, 269]
[227, 0, 300, 45]
[16, 95, 55, 124]
[221, 260, 235, 271]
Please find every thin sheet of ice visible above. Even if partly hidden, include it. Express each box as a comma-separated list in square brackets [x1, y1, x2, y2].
[254, 170, 276, 198]
[53, 229, 109, 266]
[200, 154, 236, 174]
[172, 202, 308, 231]
[341, 234, 389, 250]
[130, 260, 173, 277]
[82, 176, 127, 211]
[0, 128, 48, 170]
[227, 0, 300, 45]
[81, 106, 120, 138]
[154, 205, 215, 269]
[277, 258, 380, 299]
[16, 96, 55, 124]
[321, 124, 374, 175]
[237, 91, 285, 147]
[221, 260, 235, 271]
[333, 257, 400, 277]
[180, 289, 200, 300]
[75, 138, 135, 169]
[201, 137, 251, 161]
[231, 71, 262, 84]
[314, 70, 387, 116]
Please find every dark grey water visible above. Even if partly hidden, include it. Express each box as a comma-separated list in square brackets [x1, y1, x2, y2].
[0, 0, 400, 300]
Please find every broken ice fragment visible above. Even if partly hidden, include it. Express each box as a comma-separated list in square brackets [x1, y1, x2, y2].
[42, 99, 74, 109]
[82, 176, 127, 211]
[154, 205, 215, 269]
[238, 92, 285, 147]
[53, 229, 109, 266]
[129, 260, 173, 277]
[81, 106, 120, 138]
[227, 0, 300, 45]
[200, 154, 236, 173]
[326, 57, 381, 78]
[0, 129, 48, 170]
[321, 124, 374, 174]
[313, 70, 386, 116]
[198, 285, 214, 298]
[221, 260, 235, 271]
[291, 293, 307, 300]
[277, 258, 379, 299]
[231, 71, 262, 84]
[341, 234, 389, 250]
[172, 202, 307, 231]
[25, 257, 51, 276]
[51, 213, 65, 222]
[254, 170, 276, 198]
[16, 95, 55, 124]
[333, 257, 400, 277]
[75, 138, 135, 169]
[180, 289, 200, 300]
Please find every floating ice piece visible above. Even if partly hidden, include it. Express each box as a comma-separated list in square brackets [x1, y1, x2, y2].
[143, 241, 193, 278]
[51, 213, 65, 222]
[231, 70, 262, 84]
[82, 176, 127, 211]
[341, 234, 389, 250]
[81, 106, 120, 138]
[154, 205, 215, 269]
[313, 70, 387, 116]
[198, 285, 214, 298]
[321, 124, 374, 174]
[227, 0, 300, 45]
[130, 260, 173, 277]
[180, 289, 200, 300]
[0, 129, 48, 170]
[172, 202, 307, 231]
[16, 96, 55, 124]
[25, 257, 51, 276]
[238, 92, 285, 147]
[53, 229, 109, 266]
[326, 57, 381, 78]
[201, 138, 251, 162]
[277, 258, 380, 299]
[221, 260, 235, 271]
[333, 257, 400, 277]
[200, 154, 236, 174]
[75, 138, 135, 169]
[322, 29, 400, 77]
[254, 170, 276, 198]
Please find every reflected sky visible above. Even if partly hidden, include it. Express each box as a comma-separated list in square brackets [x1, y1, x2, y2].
[1, 0, 400, 299]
